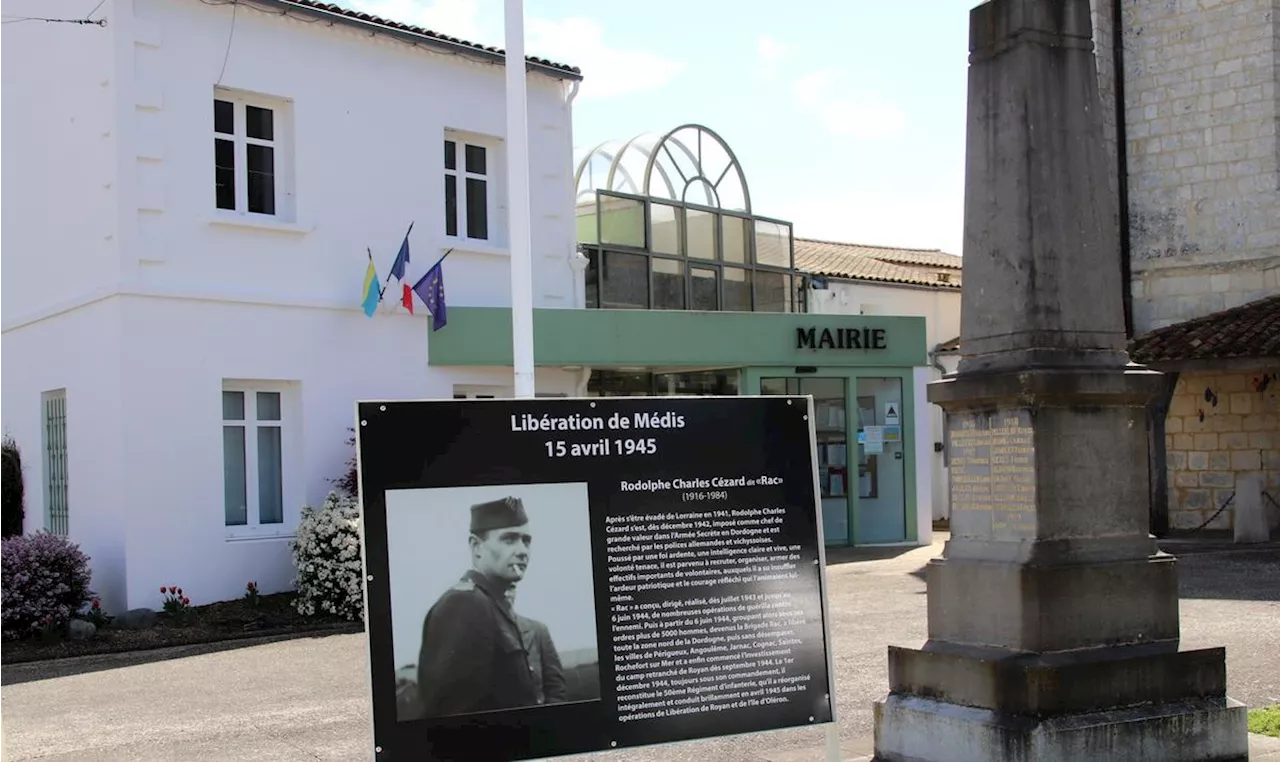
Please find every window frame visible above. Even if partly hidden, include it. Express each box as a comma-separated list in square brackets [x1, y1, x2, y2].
[583, 190, 801, 314]
[41, 389, 69, 537]
[443, 130, 502, 247]
[221, 380, 297, 541]
[212, 88, 295, 222]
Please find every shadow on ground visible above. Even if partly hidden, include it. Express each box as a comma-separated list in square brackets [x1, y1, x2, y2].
[823, 545, 922, 566]
[887, 534, 1280, 602]
[1173, 549, 1280, 602]
[0, 628, 361, 687]
[1157, 533, 1280, 602]
[1158, 531, 1280, 554]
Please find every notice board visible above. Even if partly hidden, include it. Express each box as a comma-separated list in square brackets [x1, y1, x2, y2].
[355, 395, 837, 761]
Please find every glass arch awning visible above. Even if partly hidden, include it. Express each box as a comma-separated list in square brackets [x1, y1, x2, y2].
[573, 124, 752, 214]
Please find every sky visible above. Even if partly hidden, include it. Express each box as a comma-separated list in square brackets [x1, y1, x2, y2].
[347, 0, 974, 255]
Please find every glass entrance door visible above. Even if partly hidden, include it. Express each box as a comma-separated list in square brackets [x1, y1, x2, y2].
[760, 377, 849, 545]
[855, 377, 907, 542]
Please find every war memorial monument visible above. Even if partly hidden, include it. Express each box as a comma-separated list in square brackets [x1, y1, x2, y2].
[871, 0, 1252, 760]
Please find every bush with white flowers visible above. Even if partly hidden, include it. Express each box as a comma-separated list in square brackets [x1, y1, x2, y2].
[289, 490, 365, 621]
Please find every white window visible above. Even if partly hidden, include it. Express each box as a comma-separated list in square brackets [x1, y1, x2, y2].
[42, 390, 69, 536]
[222, 383, 295, 538]
[213, 89, 294, 220]
[444, 133, 500, 244]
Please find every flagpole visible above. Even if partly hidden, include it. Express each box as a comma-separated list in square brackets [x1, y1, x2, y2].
[384, 221, 414, 288]
[368, 247, 386, 301]
[504, 0, 536, 400]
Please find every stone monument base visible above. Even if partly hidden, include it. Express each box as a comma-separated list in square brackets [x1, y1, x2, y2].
[873, 642, 1249, 761]
[873, 692, 1249, 762]
[880, 361, 1254, 761]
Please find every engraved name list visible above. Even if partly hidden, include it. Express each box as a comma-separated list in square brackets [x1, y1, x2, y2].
[948, 409, 1038, 539]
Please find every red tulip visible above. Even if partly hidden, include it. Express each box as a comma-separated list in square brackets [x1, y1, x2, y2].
[182, 597, 190, 605]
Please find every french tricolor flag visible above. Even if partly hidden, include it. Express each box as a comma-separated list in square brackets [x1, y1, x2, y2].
[388, 222, 414, 314]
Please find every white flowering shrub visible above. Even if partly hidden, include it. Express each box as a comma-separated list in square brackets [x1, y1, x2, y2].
[290, 491, 365, 621]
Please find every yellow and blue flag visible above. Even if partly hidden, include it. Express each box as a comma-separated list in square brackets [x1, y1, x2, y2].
[361, 250, 382, 318]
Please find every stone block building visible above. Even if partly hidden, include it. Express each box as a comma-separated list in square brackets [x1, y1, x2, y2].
[1130, 298, 1279, 530]
[1085, 0, 1279, 533]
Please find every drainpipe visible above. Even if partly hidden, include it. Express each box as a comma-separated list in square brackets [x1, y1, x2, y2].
[927, 340, 952, 524]
[564, 80, 585, 308]
[929, 343, 948, 377]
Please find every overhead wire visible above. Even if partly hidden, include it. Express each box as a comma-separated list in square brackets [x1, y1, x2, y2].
[4, 0, 107, 26]
[215, 0, 239, 85]
[2, 15, 106, 25]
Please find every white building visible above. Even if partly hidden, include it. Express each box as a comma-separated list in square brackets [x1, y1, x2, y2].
[3, 2, 953, 616]
[795, 239, 963, 525]
[1, 0, 585, 613]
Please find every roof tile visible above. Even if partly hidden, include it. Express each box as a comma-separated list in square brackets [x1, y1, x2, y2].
[1128, 294, 1280, 364]
[794, 238, 962, 289]
[273, 0, 582, 77]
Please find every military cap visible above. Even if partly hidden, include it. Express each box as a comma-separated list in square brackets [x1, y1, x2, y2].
[470, 496, 528, 534]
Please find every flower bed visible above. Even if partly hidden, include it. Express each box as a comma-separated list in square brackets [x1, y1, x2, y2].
[0, 591, 362, 665]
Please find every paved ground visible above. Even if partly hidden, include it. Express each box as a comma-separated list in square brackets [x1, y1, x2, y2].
[3, 535, 1278, 761]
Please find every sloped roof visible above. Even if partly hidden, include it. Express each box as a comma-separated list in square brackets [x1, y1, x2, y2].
[794, 238, 962, 289]
[1128, 294, 1280, 364]
[263, 0, 583, 79]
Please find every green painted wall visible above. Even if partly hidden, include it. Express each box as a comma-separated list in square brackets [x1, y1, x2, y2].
[427, 307, 928, 368]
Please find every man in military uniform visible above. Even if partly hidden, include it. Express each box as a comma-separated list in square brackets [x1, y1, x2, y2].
[415, 496, 541, 718]
[506, 586, 567, 705]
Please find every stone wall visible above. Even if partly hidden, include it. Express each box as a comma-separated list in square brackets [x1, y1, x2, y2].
[1095, 0, 1280, 334]
[1165, 369, 1280, 530]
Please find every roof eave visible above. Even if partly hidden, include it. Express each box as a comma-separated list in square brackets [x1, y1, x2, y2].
[255, 0, 585, 82]
[1129, 355, 1280, 374]
[1125, 294, 1280, 373]
[804, 272, 963, 290]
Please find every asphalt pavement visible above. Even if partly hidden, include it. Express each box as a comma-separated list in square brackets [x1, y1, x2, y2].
[2, 534, 1278, 761]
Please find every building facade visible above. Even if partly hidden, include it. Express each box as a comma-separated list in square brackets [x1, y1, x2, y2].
[794, 239, 963, 526]
[428, 125, 938, 549]
[1, 0, 585, 613]
[1090, 0, 1279, 533]
[3, 4, 950, 615]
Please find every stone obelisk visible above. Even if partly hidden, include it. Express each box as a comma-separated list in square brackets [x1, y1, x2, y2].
[871, 1, 1250, 760]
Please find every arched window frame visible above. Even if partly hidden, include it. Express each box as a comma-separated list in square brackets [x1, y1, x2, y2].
[573, 125, 800, 314]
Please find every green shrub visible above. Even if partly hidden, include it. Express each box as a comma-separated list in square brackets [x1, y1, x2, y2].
[1249, 705, 1280, 738]
[2, 436, 24, 539]
[330, 428, 359, 498]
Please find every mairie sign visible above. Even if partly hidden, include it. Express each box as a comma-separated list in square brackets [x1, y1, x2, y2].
[796, 326, 889, 351]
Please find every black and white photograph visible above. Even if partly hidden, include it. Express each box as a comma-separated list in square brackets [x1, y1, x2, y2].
[384, 481, 601, 723]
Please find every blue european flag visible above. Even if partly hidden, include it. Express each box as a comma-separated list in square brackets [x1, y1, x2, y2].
[412, 260, 447, 331]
